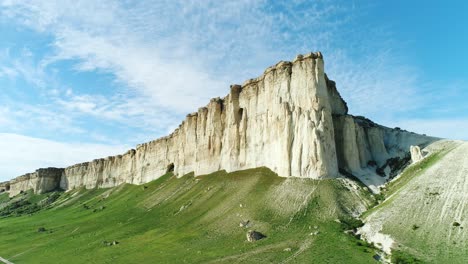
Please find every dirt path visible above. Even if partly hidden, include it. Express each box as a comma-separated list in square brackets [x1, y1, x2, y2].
[0, 256, 14, 264]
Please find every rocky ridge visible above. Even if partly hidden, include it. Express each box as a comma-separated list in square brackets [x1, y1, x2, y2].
[1, 52, 437, 197]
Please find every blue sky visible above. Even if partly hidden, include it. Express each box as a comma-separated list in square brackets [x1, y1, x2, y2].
[0, 0, 467, 181]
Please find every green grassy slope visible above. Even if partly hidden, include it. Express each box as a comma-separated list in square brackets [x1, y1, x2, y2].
[0, 168, 378, 264]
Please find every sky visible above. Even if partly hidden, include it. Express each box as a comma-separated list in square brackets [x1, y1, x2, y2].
[0, 0, 467, 181]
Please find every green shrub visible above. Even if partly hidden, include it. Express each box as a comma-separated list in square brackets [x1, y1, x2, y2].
[340, 217, 364, 231]
[374, 193, 385, 202]
[391, 250, 421, 263]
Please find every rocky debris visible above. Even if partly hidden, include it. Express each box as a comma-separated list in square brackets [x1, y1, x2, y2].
[310, 231, 320, 236]
[239, 220, 250, 228]
[283, 248, 292, 252]
[103, 240, 119, 246]
[246, 230, 266, 242]
[177, 201, 192, 213]
[410, 145, 424, 163]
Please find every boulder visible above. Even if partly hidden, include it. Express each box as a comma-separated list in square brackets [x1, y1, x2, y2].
[239, 220, 250, 228]
[246, 230, 266, 242]
[410, 146, 424, 163]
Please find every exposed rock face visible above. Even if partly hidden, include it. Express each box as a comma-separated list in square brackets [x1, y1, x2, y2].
[2, 52, 438, 197]
[410, 145, 424, 163]
[57, 52, 340, 192]
[8, 168, 63, 197]
[333, 116, 434, 171]
[0, 181, 9, 193]
[333, 116, 436, 191]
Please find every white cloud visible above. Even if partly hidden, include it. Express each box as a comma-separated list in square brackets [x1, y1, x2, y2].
[0, 133, 129, 181]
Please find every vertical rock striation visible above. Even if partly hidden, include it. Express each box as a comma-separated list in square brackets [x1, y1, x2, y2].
[55, 52, 340, 194]
[3, 52, 438, 196]
[333, 116, 437, 191]
[8, 168, 63, 197]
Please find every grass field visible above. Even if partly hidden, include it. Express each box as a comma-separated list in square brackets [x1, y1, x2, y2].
[0, 168, 380, 263]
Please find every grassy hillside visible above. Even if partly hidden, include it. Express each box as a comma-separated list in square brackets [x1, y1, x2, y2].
[0, 168, 379, 264]
[362, 141, 468, 264]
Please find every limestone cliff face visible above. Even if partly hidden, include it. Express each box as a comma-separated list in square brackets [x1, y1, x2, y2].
[333, 115, 437, 191]
[8, 168, 63, 197]
[333, 116, 436, 172]
[58, 52, 339, 191]
[3, 52, 437, 196]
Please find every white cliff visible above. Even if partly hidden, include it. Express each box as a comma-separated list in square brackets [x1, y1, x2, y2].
[57, 52, 340, 193]
[3, 52, 438, 197]
[333, 116, 437, 192]
[8, 168, 63, 197]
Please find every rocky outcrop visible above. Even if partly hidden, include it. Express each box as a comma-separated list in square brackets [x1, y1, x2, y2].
[410, 145, 424, 163]
[246, 230, 266, 242]
[3, 52, 437, 197]
[0, 181, 10, 193]
[8, 168, 63, 197]
[333, 116, 435, 172]
[333, 116, 437, 191]
[325, 74, 348, 115]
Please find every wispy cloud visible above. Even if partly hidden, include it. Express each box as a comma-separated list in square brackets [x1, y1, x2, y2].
[0, 1, 350, 112]
[326, 49, 422, 118]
